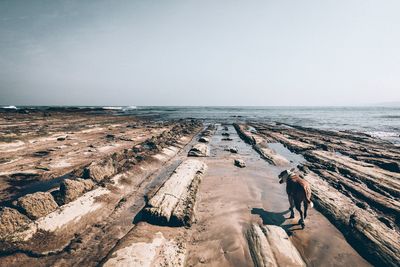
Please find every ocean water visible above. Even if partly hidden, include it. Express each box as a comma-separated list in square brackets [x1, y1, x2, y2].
[1, 106, 399, 144]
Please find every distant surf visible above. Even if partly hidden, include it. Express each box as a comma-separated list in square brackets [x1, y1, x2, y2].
[0, 105, 17, 109]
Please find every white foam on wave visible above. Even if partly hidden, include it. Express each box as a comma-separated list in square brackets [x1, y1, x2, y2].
[1, 105, 17, 109]
[123, 106, 137, 110]
[102, 106, 123, 110]
[368, 131, 399, 138]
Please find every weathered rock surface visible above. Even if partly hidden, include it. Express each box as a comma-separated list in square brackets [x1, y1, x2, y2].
[188, 143, 209, 157]
[200, 124, 216, 137]
[303, 171, 400, 267]
[17, 192, 59, 220]
[246, 224, 305, 267]
[248, 122, 400, 266]
[0, 207, 31, 241]
[234, 159, 246, 168]
[83, 158, 117, 182]
[58, 178, 95, 204]
[103, 231, 186, 267]
[142, 159, 207, 226]
[234, 123, 289, 166]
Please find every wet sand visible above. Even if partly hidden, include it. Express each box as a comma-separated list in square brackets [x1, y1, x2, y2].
[185, 125, 370, 266]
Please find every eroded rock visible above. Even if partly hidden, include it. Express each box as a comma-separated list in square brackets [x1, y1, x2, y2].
[246, 224, 305, 267]
[58, 178, 95, 204]
[303, 171, 400, 267]
[0, 207, 31, 241]
[83, 158, 116, 182]
[188, 143, 209, 157]
[234, 159, 246, 168]
[225, 147, 238, 153]
[198, 136, 210, 143]
[142, 159, 207, 226]
[103, 231, 186, 267]
[17, 192, 58, 220]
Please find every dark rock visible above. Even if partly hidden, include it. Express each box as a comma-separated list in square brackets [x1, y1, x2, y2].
[234, 159, 246, 168]
[198, 137, 210, 143]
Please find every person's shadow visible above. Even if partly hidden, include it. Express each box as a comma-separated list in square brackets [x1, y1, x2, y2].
[251, 208, 303, 236]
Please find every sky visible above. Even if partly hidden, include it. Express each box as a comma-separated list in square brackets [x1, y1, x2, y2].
[0, 0, 399, 106]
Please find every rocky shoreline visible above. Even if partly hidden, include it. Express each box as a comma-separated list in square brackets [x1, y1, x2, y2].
[0, 110, 398, 266]
[236, 122, 400, 267]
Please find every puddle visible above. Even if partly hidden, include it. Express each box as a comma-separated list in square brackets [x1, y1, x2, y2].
[267, 143, 305, 166]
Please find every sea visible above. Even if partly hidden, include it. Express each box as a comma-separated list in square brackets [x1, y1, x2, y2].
[1, 105, 399, 145]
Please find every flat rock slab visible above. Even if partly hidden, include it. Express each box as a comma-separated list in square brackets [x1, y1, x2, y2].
[246, 224, 306, 267]
[188, 143, 209, 157]
[103, 231, 185, 267]
[142, 159, 207, 226]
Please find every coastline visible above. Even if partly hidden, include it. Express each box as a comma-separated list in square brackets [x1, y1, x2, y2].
[0, 109, 398, 266]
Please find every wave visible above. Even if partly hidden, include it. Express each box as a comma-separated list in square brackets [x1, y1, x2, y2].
[1, 105, 17, 109]
[102, 106, 137, 111]
[102, 106, 123, 110]
[122, 106, 137, 111]
[367, 131, 399, 138]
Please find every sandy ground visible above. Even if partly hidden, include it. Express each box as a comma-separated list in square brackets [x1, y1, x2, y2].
[102, 125, 370, 267]
[184, 125, 370, 266]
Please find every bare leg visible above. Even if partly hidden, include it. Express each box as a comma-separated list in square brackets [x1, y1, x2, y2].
[295, 201, 304, 228]
[303, 201, 308, 219]
[288, 196, 295, 218]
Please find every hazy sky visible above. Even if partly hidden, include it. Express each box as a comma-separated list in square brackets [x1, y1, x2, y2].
[0, 0, 399, 106]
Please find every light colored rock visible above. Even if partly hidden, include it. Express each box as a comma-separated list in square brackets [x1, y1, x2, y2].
[143, 159, 207, 226]
[234, 159, 246, 168]
[246, 223, 277, 267]
[103, 232, 185, 267]
[254, 144, 290, 166]
[17, 192, 59, 220]
[0, 207, 32, 241]
[152, 146, 179, 161]
[246, 224, 305, 267]
[188, 143, 209, 157]
[84, 158, 116, 182]
[36, 187, 110, 232]
[304, 172, 400, 267]
[234, 123, 289, 166]
[7, 187, 111, 244]
[59, 178, 95, 204]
